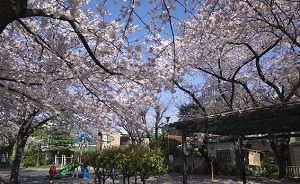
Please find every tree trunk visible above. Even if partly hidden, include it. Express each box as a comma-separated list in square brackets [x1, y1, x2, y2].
[270, 136, 290, 179]
[155, 126, 158, 146]
[0, 0, 28, 34]
[199, 145, 210, 174]
[36, 142, 41, 167]
[127, 176, 130, 184]
[191, 147, 195, 174]
[9, 132, 28, 184]
[122, 175, 126, 184]
[277, 155, 287, 179]
[235, 149, 242, 178]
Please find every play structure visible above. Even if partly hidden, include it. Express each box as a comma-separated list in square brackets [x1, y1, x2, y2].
[54, 133, 91, 179]
[54, 155, 73, 168]
[74, 133, 91, 179]
[54, 162, 77, 178]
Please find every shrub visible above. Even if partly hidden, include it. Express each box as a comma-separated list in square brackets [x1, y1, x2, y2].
[262, 154, 279, 179]
[86, 147, 120, 184]
[86, 146, 167, 184]
[137, 147, 167, 184]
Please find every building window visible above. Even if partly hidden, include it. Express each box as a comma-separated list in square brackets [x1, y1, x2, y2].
[216, 150, 231, 163]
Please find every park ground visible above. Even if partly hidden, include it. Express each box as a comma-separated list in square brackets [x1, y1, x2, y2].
[1, 168, 300, 184]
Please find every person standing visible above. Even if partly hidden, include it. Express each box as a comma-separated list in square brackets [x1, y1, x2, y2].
[49, 162, 56, 183]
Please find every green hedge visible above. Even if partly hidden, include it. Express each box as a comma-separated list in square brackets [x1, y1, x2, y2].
[86, 146, 167, 184]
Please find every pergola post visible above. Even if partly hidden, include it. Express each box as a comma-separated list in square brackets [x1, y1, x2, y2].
[239, 136, 246, 184]
[182, 129, 187, 184]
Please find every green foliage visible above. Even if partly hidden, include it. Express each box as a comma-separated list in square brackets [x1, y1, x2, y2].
[262, 154, 279, 179]
[86, 146, 167, 184]
[24, 125, 75, 166]
[115, 146, 136, 183]
[137, 147, 168, 184]
[23, 145, 47, 167]
[87, 147, 120, 184]
[32, 126, 74, 150]
[150, 135, 168, 157]
[23, 148, 38, 167]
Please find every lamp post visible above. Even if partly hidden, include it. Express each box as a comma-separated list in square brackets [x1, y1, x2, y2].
[164, 116, 170, 172]
[165, 116, 170, 124]
[98, 132, 102, 151]
[164, 117, 170, 134]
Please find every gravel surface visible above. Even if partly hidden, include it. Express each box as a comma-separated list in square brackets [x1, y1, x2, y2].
[1, 168, 300, 184]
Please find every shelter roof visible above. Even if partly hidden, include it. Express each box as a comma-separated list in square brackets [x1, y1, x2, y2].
[171, 101, 300, 136]
[168, 135, 182, 143]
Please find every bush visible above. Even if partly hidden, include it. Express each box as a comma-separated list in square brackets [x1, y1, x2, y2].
[86, 146, 167, 184]
[86, 147, 120, 184]
[136, 147, 167, 184]
[262, 154, 279, 179]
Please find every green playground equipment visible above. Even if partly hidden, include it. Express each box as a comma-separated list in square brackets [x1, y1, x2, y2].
[54, 162, 77, 178]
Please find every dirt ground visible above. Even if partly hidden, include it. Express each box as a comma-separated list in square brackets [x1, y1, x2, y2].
[1, 168, 300, 184]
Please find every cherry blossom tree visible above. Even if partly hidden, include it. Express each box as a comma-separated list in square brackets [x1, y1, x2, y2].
[152, 98, 169, 144]
[0, 53, 101, 183]
[152, 0, 300, 179]
[174, 0, 299, 107]
[0, 1, 186, 183]
[4, 0, 299, 181]
[120, 95, 170, 146]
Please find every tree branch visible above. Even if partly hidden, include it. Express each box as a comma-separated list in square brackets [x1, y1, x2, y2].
[22, 9, 122, 75]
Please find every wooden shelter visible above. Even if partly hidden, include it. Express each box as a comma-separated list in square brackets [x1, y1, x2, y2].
[171, 100, 300, 184]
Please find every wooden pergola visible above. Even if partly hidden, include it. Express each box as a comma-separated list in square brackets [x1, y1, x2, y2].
[171, 100, 300, 184]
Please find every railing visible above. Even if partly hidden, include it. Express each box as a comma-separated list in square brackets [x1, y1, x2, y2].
[286, 166, 300, 178]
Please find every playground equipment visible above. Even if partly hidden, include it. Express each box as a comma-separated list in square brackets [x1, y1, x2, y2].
[74, 133, 91, 143]
[74, 133, 91, 178]
[55, 155, 73, 168]
[53, 133, 91, 179]
[54, 162, 77, 178]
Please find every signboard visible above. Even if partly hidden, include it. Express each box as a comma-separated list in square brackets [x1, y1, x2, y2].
[102, 134, 108, 142]
[249, 151, 261, 166]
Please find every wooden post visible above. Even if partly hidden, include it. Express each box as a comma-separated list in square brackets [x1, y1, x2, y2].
[36, 142, 41, 168]
[211, 161, 214, 180]
[61, 155, 63, 168]
[63, 155, 66, 167]
[239, 136, 246, 184]
[182, 130, 187, 184]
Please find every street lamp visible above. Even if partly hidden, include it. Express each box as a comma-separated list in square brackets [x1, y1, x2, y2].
[164, 116, 171, 172]
[164, 116, 170, 134]
[165, 116, 170, 124]
[97, 132, 102, 150]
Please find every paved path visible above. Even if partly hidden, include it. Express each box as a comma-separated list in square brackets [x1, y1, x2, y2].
[1, 168, 300, 184]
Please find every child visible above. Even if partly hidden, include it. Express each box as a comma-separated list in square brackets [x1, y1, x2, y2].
[49, 162, 56, 183]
